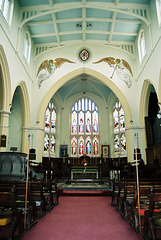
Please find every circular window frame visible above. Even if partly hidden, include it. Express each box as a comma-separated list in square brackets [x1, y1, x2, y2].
[79, 49, 90, 61]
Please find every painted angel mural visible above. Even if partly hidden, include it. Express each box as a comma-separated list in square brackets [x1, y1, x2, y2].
[93, 57, 133, 88]
[37, 58, 75, 88]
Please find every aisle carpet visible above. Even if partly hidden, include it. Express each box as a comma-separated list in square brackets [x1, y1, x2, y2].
[22, 193, 143, 240]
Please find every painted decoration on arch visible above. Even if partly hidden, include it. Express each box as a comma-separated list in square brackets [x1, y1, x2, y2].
[37, 58, 75, 88]
[93, 57, 133, 88]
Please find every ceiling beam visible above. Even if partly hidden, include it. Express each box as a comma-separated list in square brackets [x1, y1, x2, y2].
[20, 2, 150, 28]
[26, 17, 142, 26]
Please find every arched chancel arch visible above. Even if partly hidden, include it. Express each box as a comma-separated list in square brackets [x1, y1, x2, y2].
[11, 81, 30, 153]
[37, 68, 132, 162]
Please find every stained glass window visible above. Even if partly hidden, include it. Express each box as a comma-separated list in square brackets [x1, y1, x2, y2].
[71, 98, 99, 157]
[113, 100, 126, 156]
[44, 100, 56, 157]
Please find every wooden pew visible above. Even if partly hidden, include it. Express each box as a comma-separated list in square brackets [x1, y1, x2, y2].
[0, 180, 38, 231]
[112, 179, 161, 221]
[50, 180, 59, 206]
[30, 180, 47, 218]
[129, 185, 152, 232]
[0, 185, 24, 240]
[143, 187, 161, 240]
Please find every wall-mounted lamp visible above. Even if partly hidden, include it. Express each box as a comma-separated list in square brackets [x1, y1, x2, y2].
[130, 120, 133, 124]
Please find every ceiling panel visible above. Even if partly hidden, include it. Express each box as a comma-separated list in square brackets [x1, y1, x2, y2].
[18, 0, 151, 54]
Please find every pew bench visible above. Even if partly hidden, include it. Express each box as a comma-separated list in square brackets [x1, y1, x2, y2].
[143, 187, 161, 240]
[0, 181, 38, 231]
[0, 185, 24, 240]
[30, 181, 47, 218]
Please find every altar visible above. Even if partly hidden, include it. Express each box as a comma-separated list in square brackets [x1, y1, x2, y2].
[71, 168, 98, 180]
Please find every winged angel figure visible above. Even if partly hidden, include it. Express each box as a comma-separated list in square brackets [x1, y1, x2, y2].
[37, 58, 75, 88]
[93, 57, 133, 88]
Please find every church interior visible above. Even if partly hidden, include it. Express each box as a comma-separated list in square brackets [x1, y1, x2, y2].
[0, 0, 161, 239]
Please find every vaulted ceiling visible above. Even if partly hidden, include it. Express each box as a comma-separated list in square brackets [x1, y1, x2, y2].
[18, 0, 151, 56]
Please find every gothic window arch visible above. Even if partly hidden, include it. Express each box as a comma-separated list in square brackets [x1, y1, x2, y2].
[43, 100, 56, 157]
[71, 98, 99, 157]
[113, 100, 126, 156]
[23, 32, 31, 64]
[0, 0, 13, 24]
[138, 29, 146, 63]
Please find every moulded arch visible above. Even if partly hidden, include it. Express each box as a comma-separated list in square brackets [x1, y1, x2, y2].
[0, 45, 11, 111]
[12, 81, 30, 128]
[38, 68, 132, 129]
[139, 79, 159, 164]
[11, 81, 30, 153]
[140, 79, 158, 126]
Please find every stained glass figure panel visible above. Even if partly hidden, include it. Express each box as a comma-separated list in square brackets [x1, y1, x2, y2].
[71, 136, 77, 156]
[119, 107, 125, 132]
[93, 136, 99, 156]
[79, 111, 84, 134]
[93, 111, 98, 134]
[86, 111, 91, 134]
[113, 108, 119, 133]
[78, 136, 84, 156]
[120, 133, 126, 154]
[50, 135, 55, 156]
[45, 108, 50, 132]
[71, 111, 77, 134]
[114, 134, 120, 155]
[86, 136, 91, 156]
[44, 134, 49, 156]
[51, 109, 56, 133]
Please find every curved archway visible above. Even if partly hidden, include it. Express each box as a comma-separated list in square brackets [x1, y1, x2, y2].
[0, 45, 11, 150]
[140, 79, 158, 164]
[140, 79, 158, 126]
[37, 68, 132, 161]
[38, 68, 132, 127]
[0, 45, 11, 111]
[10, 81, 30, 153]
